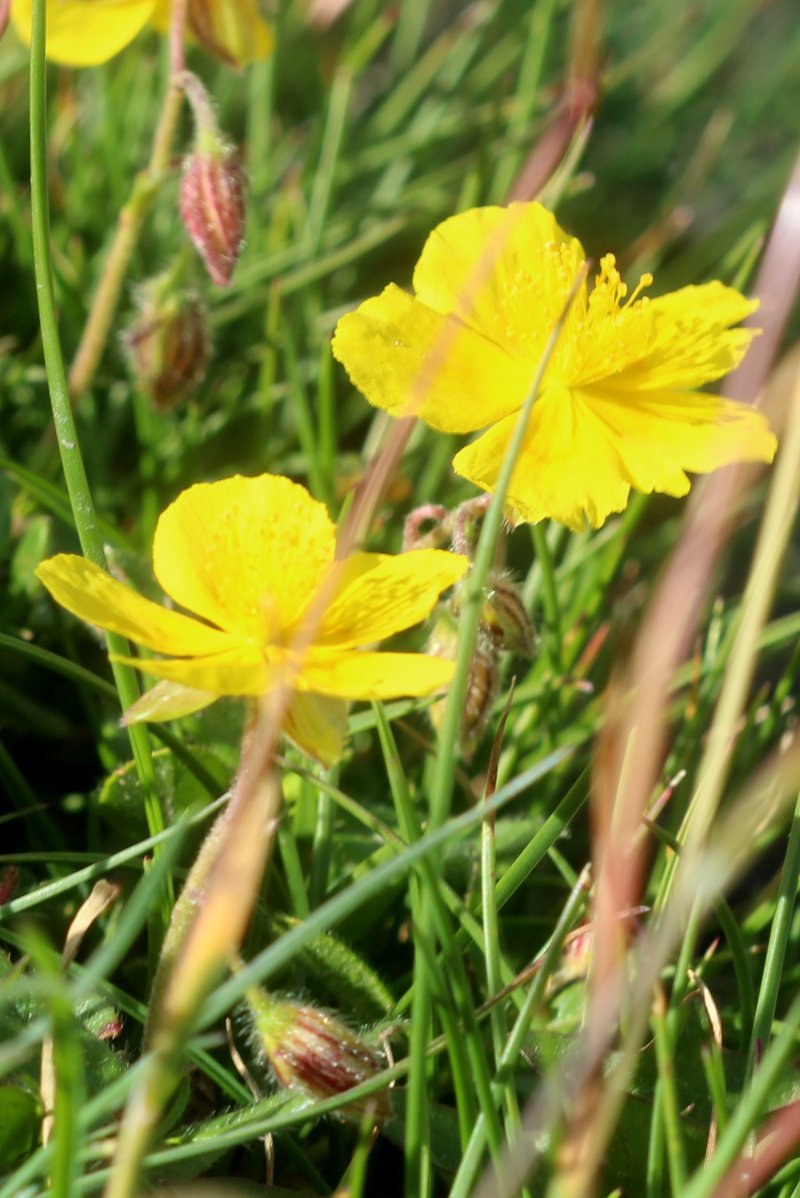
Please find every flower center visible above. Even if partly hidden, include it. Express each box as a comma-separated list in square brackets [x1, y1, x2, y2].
[550, 254, 654, 390]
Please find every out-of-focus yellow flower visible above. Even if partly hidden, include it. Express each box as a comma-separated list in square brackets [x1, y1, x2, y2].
[36, 474, 467, 765]
[332, 202, 777, 531]
[11, 0, 273, 67]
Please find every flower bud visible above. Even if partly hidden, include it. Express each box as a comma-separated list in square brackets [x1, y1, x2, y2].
[480, 573, 536, 657]
[125, 280, 209, 409]
[402, 503, 451, 552]
[545, 923, 594, 999]
[180, 149, 246, 287]
[461, 632, 502, 756]
[427, 610, 501, 758]
[179, 73, 247, 287]
[246, 989, 392, 1122]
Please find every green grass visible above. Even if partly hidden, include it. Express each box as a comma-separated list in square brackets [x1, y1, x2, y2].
[2, 1, 800, 1196]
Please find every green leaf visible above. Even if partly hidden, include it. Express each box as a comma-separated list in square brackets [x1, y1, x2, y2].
[97, 746, 231, 845]
[9, 513, 52, 599]
[0, 1084, 40, 1168]
[384, 1088, 463, 1176]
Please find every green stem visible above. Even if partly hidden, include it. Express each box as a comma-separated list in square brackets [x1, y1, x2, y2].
[481, 792, 526, 1177]
[646, 1084, 666, 1198]
[481, 808, 504, 1067]
[652, 990, 688, 1193]
[700, 1041, 729, 1136]
[714, 894, 756, 1050]
[308, 787, 334, 909]
[131, 388, 159, 544]
[531, 522, 563, 672]
[28, 936, 85, 1198]
[747, 789, 800, 1076]
[28, 0, 170, 938]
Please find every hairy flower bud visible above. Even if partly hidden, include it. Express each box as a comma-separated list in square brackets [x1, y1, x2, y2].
[461, 632, 502, 755]
[125, 279, 209, 409]
[246, 989, 392, 1122]
[427, 610, 501, 757]
[180, 149, 246, 287]
[480, 573, 536, 657]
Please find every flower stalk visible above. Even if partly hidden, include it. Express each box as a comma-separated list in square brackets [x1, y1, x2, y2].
[68, 0, 188, 401]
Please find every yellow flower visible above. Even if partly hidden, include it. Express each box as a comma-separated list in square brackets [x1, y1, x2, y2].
[11, 0, 273, 68]
[332, 202, 777, 531]
[36, 474, 468, 765]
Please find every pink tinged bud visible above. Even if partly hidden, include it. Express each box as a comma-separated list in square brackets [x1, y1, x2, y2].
[247, 991, 392, 1122]
[451, 494, 491, 557]
[402, 503, 451, 551]
[545, 923, 594, 998]
[180, 151, 246, 286]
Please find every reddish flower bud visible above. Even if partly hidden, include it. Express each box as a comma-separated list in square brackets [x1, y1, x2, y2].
[180, 149, 246, 287]
[247, 989, 392, 1123]
[124, 277, 209, 409]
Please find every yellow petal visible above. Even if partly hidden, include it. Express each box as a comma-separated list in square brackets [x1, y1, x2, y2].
[123, 680, 217, 724]
[453, 382, 778, 531]
[283, 693, 350, 766]
[151, 0, 273, 64]
[332, 284, 531, 433]
[113, 642, 452, 714]
[11, 0, 157, 65]
[36, 555, 234, 655]
[453, 389, 633, 531]
[620, 283, 759, 391]
[297, 649, 456, 700]
[110, 644, 268, 694]
[649, 281, 757, 330]
[316, 549, 469, 649]
[152, 475, 335, 643]
[412, 202, 586, 357]
[581, 386, 778, 488]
